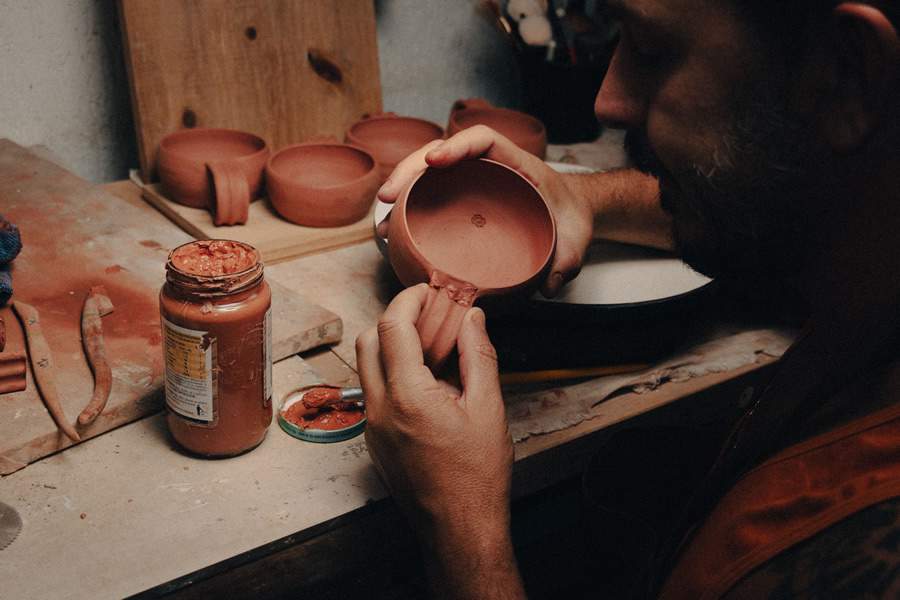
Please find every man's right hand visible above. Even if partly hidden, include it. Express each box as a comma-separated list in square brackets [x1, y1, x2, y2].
[377, 125, 594, 298]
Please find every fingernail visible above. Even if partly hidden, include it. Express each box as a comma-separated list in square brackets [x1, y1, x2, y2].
[377, 179, 393, 197]
[427, 143, 447, 160]
[470, 307, 486, 325]
[548, 272, 564, 297]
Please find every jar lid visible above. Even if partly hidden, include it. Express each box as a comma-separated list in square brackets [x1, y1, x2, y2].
[277, 388, 366, 443]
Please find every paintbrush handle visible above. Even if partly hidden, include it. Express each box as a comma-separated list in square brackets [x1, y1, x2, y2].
[499, 364, 648, 385]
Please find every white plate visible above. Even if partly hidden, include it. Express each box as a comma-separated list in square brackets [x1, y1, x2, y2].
[373, 162, 712, 307]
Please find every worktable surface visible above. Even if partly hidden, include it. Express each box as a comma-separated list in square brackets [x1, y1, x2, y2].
[0, 144, 779, 599]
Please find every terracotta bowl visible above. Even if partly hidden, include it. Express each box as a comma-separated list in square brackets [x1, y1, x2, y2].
[447, 98, 547, 159]
[157, 128, 269, 212]
[266, 142, 380, 227]
[345, 113, 444, 182]
[388, 158, 556, 369]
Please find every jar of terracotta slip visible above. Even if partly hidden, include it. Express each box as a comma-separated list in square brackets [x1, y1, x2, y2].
[160, 240, 272, 457]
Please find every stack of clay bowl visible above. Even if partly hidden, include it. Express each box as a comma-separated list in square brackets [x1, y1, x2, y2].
[345, 113, 445, 183]
[265, 139, 381, 227]
[157, 128, 269, 226]
[447, 98, 547, 159]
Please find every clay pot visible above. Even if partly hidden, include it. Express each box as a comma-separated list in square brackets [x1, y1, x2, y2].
[345, 113, 444, 182]
[388, 158, 556, 370]
[266, 142, 380, 227]
[157, 128, 269, 226]
[447, 98, 547, 159]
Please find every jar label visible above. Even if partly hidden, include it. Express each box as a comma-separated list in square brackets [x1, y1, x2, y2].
[264, 306, 272, 406]
[163, 318, 217, 424]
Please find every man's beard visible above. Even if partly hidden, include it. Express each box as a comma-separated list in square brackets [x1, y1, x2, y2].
[625, 98, 820, 279]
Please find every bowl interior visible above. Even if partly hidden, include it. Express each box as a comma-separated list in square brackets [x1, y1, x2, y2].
[270, 145, 375, 188]
[455, 109, 542, 138]
[163, 129, 265, 161]
[405, 160, 554, 291]
[351, 118, 443, 159]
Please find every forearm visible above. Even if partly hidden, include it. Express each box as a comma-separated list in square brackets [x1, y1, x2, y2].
[418, 511, 526, 600]
[562, 168, 673, 251]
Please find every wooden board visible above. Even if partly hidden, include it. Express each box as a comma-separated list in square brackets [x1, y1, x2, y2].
[138, 179, 375, 263]
[0, 140, 341, 475]
[118, 0, 382, 182]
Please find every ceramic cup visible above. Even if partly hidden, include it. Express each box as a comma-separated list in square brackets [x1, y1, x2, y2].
[447, 98, 548, 159]
[345, 112, 445, 183]
[388, 158, 556, 370]
[157, 128, 269, 226]
[266, 141, 380, 227]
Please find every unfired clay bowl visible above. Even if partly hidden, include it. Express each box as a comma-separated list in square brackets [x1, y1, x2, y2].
[388, 158, 556, 369]
[345, 113, 444, 182]
[266, 142, 380, 227]
[447, 98, 547, 159]
[157, 128, 269, 225]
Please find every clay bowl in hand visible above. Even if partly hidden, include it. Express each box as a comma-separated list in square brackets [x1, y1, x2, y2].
[388, 158, 556, 370]
[345, 113, 444, 182]
[266, 142, 380, 227]
[447, 98, 547, 159]
[157, 128, 269, 225]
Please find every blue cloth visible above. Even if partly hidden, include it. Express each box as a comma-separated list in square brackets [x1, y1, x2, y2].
[0, 214, 21, 305]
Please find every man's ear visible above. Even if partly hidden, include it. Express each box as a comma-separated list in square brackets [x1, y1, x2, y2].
[817, 3, 899, 151]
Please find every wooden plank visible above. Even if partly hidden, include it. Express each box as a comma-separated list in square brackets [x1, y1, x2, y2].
[118, 0, 382, 181]
[138, 180, 375, 263]
[0, 141, 342, 474]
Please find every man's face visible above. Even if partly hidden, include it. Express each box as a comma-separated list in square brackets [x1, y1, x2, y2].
[598, 0, 823, 278]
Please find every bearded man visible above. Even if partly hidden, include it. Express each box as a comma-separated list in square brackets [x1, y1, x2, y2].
[357, 1, 900, 597]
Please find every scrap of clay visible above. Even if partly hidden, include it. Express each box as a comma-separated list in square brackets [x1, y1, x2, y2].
[77, 286, 114, 426]
[11, 301, 81, 442]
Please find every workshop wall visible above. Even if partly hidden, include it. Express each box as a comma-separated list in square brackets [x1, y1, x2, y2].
[0, 0, 520, 183]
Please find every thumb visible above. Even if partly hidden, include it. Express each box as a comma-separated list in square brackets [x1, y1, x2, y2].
[457, 308, 502, 401]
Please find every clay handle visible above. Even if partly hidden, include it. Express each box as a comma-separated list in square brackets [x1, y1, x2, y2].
[451, 97, 493, 112]
[415, 274, 479, 372]
[207, 160, 250, 226]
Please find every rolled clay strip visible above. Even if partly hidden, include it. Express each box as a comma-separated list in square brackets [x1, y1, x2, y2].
[0, 351, 26, 394]
[11, 300, 81, 442]
[77, 286, 114, 426]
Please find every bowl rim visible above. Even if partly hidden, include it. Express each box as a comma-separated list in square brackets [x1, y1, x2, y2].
[265, 141, 378, 192]
[395, 157, 557, 294]
[450, 106, 545, 136]
[159, 127, 269, 162]
[347, 114, 445, 139]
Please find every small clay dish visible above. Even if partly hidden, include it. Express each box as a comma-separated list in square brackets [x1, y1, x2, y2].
[447, 98, 547, 159]
[345, 113, 444, 182]
[277, 387, 366, 443]
[266, 142, 380, 227]
[157, 128, 269, 219]
[388, 158, 556, 369]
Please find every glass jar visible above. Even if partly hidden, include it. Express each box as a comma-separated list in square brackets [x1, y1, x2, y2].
[159, 240, 272, 456]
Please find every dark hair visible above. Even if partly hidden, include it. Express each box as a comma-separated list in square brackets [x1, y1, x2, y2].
[733, 0, 899, 59]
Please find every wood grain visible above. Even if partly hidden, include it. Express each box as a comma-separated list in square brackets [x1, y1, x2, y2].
[118, 0, 383, 181]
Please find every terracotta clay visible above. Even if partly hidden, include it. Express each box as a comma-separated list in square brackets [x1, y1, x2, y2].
[345, 113, 445, 182]
[76, 286, 114, 426]
[207, 159, 251, 226]
[11, 301, 81, 442]
[160, 240, 272, 457]
[266, 142, 380, 227]
[388, 158, 556, 369]
[157, 128, 269, 218]
[447, 98, 547, 159]
[0, 351, 26, 395]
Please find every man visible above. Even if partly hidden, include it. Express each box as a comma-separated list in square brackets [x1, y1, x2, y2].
[357, 1, 900, 598]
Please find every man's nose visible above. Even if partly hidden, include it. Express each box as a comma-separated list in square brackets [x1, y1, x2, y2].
[594, 43, 648, 130]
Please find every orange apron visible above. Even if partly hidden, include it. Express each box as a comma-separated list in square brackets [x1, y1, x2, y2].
[659, 401, 900, 599]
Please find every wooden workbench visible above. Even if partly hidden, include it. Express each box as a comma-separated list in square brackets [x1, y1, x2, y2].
[0, 155, 783, 599]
